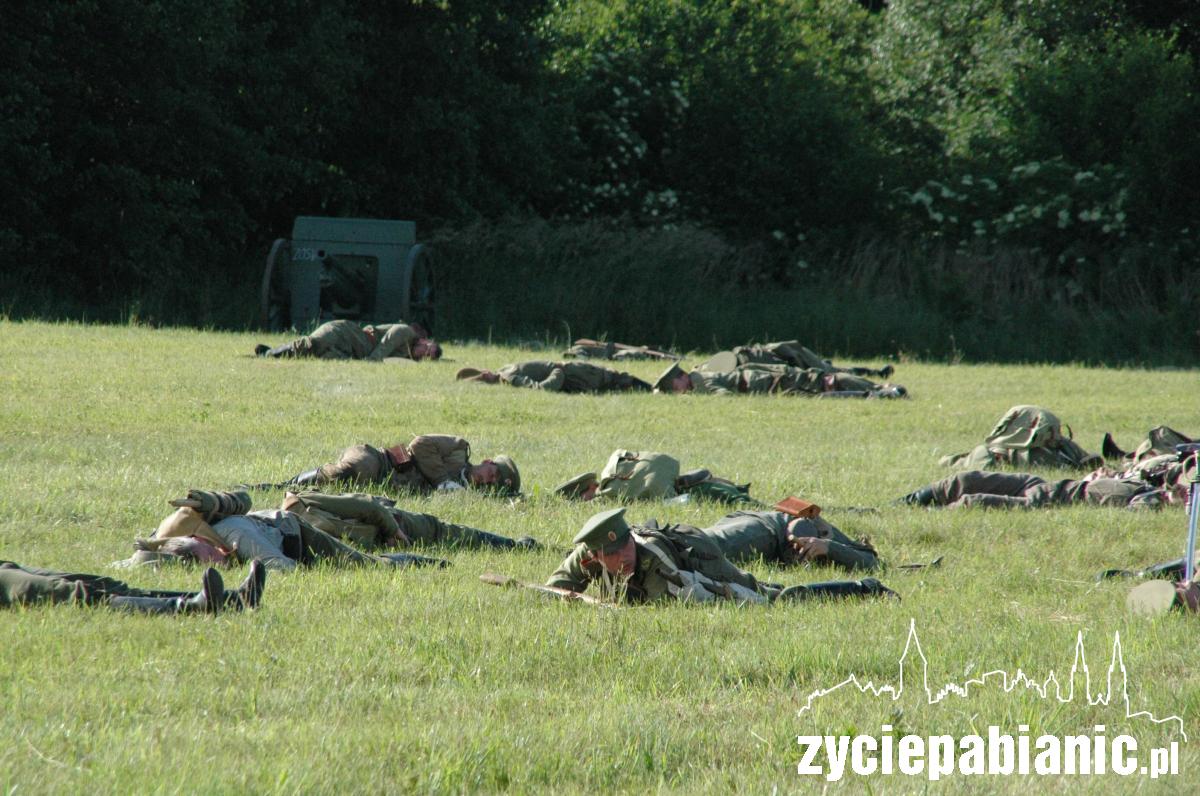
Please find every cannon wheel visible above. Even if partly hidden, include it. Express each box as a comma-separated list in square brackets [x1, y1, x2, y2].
[260, 238, 291, 330]
[404, 244, 436, 333]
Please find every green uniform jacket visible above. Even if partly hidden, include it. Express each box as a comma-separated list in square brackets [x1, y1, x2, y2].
[926, 470, 1166, 509]
[0, 561, 137, 607]
[314, 435, 472, 493]
[595, 450, 681, 500]
[546, 524, 764, 603]
[733, 341, 829, 370]
[562, 341, 673, 361]
[283, 491, 512, 550]
[296, 320, 420, 360]
[701, 511, 879, 571]
[689, 365, 875, 395]
[498, 361, 650, 393]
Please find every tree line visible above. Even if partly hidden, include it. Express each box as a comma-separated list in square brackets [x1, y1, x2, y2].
[2, 1, 1197, 359]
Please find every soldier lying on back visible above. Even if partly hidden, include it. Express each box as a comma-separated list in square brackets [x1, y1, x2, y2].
[0, 558, 265, 615]
[457, 361, 652, 394]
[254, 319, 441, 361]
[546, 508, 897, 605]
[120, 489, 537, 572]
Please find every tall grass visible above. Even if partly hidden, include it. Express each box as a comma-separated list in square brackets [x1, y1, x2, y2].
[434, 220, 1198, 365]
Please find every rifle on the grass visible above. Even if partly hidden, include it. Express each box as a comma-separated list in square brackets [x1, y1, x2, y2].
[479, 573, 620, 608]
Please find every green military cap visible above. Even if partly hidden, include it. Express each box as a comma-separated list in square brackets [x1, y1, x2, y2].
[573, 507, 632, 552]
[653, 363, 686, 392]
[555, 471, 599, 499]
[699, 350, 738, 373]
[493, 455, 521, 495]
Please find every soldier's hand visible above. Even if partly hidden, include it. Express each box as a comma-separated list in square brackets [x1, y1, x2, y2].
[385, 530, 412, 548]
[791, 537, 830, 562]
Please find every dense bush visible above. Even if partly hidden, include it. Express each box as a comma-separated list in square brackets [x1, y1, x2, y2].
[1, 0, 1196, 361]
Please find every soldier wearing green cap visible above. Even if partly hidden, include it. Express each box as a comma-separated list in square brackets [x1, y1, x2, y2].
[280, 434, 519, 496]
[254, 319, 442, 362]
[456, 361, 652, 394]
[546, 508, 897, 604]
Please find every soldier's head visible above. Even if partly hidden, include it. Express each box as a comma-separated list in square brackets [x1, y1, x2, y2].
[412, 338, 442, 361]
[470, 456, 521, 495]
[653, 363, 692, 394]
[575, 507, 636, 576]
[125, 535, 231, 567]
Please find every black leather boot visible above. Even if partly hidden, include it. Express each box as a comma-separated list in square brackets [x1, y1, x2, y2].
[225, 559, 267, 610]
[180, 568, 225, 614]
[1101, 433, 1128, 460]
[897, 486, 937, 506]
[110, 568, 224, 614]
[285, 468, 323, 487]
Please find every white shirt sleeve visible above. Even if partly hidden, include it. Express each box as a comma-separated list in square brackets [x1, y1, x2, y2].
[212, 516, 297, 571]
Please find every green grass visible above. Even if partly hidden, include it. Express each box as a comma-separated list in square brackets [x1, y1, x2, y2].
[0, 319, 1196, 793]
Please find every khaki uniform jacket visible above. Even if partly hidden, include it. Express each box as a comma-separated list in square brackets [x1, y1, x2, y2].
[315, 435, 472, 493]
[689, 365, 874, 395]
[701, 511, 879, 571]
[927, 470, 1165, 509]
[498, 361, 647, 393]
[281, 492, 403, 548]
[546, 525, 764, 603]
[281, 491, 508, 550]
[733, 341, 829, 370]
[301, 320, 420, 360]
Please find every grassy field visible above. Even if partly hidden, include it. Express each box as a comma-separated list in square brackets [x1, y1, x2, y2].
[0, 319, 1196, 793]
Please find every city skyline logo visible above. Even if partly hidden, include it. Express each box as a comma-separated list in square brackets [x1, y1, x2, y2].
[797, 619, 1186, 741]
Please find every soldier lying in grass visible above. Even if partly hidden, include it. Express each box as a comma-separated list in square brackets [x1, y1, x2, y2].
[456, 361, 652, 393]
[728, 340, 894, 379]
[651, 355, 907, 399]
[896, 468, 1188, 510]
[562, 338, 678, 361]
[254, 319, 441, 361]
[278, 434, 520, 497]
[119, 490, 538, 572]
[0, 558, 265, 615]
[545, 508, 896, 605]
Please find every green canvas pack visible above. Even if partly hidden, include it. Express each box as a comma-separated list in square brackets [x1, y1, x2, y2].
[596, 450, 681, 500]
[941, 405, 1102, 470]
